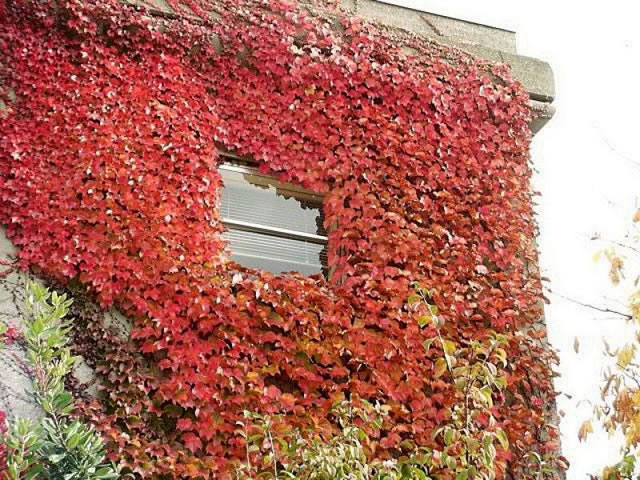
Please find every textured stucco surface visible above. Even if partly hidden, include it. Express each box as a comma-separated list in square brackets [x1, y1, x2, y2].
[0, 228, 40, 421]
[343, 0, 518, 54]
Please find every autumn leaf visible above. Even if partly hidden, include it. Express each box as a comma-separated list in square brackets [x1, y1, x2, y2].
[578, 420, 593, 442]
[443, 339, 457, 356]
[183, 432, 203, 453]
[434, 358, 448, 378]
[617, 345, 635, 368]
[417, 315, 431, 328]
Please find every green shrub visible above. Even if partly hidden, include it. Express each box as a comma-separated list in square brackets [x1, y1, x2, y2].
[2, 282, 118, 480]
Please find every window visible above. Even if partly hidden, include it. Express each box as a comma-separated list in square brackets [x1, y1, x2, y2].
[218, 153, 328, 276]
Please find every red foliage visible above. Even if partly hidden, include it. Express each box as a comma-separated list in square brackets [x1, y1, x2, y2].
[0, 0, 563, 477]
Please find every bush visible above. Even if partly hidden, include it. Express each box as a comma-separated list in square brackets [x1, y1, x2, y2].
[1, 282, 118, 480]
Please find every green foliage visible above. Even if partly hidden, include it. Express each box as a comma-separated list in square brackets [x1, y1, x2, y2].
[235, 284, 513, 480]
[235, 400, 429, 480]
[2, 282, 118, 480]
[411, 284, 509, 480]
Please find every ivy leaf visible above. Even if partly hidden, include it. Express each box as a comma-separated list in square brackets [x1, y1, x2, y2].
[183, 432, 203, 453]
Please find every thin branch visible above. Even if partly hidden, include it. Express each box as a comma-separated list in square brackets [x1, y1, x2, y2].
[597, 129, 640, 169]
[594, 237, 640, 256]
[549, 290, 632, 320]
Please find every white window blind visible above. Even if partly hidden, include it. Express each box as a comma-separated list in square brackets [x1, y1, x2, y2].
[219, 162, 328, 276]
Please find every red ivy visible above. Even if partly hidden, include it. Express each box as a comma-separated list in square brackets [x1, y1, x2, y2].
[0, 0, 563, 477]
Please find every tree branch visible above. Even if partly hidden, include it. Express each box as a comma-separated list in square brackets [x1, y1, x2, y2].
[593, 236, 640, 256]
[597, 129, 640, 169]
[549, 290, 633, 320]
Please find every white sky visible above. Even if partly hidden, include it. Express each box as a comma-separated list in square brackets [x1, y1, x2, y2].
[392, 1, 640, 478]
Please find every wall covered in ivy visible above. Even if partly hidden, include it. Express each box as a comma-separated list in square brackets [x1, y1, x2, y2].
[0, 0, 563, 477]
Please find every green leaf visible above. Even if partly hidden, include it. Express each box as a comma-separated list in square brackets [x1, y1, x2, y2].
[444, 427, 454, 446]
[479, 385, 493, 407]
[48, 453, 65, 464]
[494, 376, 507, 390]
[455, 470, 469, 480]
[408, 468, 428, 480]
[24, 465, 44, 480]
[495, 429, 509, 450]
[407, 294, 421, 306]
[95, 467, 119, 479]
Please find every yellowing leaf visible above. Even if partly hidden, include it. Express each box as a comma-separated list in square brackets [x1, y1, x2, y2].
[443, 339, 456, 356]
[407, 294, 421, 306]
[617, 345, 635, 369]
[434, 358, 447, 378]
[593, 250, 602, 263]
[494, 347, 508, 367]
[417, 315, 431, 328]
[495, 428, 509, 450]
[479, 385, 493, 407]
[455, 470, 469, 480]
[578, 420, 593, 442]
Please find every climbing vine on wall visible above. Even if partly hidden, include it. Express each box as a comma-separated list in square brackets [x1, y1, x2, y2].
[0, 0, 564, 477]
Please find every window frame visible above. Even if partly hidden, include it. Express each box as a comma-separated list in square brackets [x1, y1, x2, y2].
[217, 151, 329, 275]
